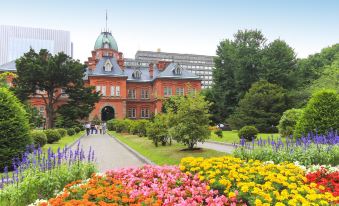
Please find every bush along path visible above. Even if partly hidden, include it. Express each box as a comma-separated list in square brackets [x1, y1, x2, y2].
[71, 133, 145, 172]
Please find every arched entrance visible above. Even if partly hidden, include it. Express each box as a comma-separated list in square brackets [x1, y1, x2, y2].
[101, 106, 115, 121]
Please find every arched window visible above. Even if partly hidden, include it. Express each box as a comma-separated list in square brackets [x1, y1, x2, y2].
[132, 69, 142, 79]
[103, 59, 113, 71]
[173, 64, 182, 75]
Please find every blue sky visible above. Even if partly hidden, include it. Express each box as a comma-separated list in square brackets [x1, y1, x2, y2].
[0, 0, 338, 62]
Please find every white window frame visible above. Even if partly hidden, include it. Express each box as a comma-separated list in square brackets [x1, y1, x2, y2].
[101, 86, 106, 96]
[110, 86, 115, 96]
[141, 89, 149, 99]
[176, 87, 184, 95]
[141, 108, 150, 118]
[164, 87, 172, 97]
[128, 89, 136, 99]
[116, 86, 120, 96]
[128, 108, 136, 118]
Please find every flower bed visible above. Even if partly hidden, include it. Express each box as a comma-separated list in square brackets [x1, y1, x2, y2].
[180, 156, 338, 205]
[306, 165, 339, 197]
[33, 165, 242, 205]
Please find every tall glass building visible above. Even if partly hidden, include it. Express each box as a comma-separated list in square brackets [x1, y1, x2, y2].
[125, 50, 215, 88]
[0, 25, 72, 65]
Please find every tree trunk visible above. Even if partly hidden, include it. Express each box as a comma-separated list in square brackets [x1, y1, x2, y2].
[46, 92, 54, 129]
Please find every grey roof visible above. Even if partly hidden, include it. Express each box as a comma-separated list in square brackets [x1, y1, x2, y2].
[87, 57, 127, 77]
[155, 63, 200, 79]
[0, 60, 16, 71]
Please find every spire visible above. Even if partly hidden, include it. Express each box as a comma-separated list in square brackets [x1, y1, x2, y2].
[105, 10, 108, 32]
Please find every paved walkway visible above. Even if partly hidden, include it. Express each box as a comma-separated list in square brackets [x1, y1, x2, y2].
[197, 141, 234, 153]
[73, 134, 145, 172]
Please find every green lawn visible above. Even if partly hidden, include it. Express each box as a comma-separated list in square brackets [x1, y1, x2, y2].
[209, 130, 281, 144]
[42, 131, 85, 153]
[109, 131, 228, 165]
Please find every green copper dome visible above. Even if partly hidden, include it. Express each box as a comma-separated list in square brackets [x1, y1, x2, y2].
[94, 32, 118, 51]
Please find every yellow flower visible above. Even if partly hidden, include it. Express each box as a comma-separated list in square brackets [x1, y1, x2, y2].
[228, 191, 236, 198]
[241, 185, 249, 193]
[255, 198, 263, 206]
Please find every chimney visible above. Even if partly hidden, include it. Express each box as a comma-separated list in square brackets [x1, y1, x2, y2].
[156, 60, 170, 71]
[149, 63, 154, 78]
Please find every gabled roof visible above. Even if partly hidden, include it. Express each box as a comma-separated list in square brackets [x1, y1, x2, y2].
[0, 60, 16, 72]
[156, 63, 200, 79]
[87, 57, 127, 77]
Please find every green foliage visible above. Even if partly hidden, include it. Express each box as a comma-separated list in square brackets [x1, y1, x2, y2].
[233, 142, 339, 166]
[309, 57, 339, 93]
[56, 128, 67, 137]
[30, 130, 47, 148]
[67, 128, 76, 136]
[106, 119, 116, 131]
[167, 94, 211, 149]
[294, 90, 339, 137]
[278, 108, 303, 137]
[14, 49, 91, 128]
[146, 114, 170, 147]
[56, 86, 100, 128]
[208, 30, 298, 123]
[260, 39, 298, 89]
[0, 87, 32, 170]
[214, 129, 223, 138]
[238, 126, 259, 140]
[130, 119, 149, 137]
[74, 127, 81, 133]
[228, 80, 288, 133]
[296, 44, 339, 87]
[24, 104, 45, 128]
[44, 129, 61, 144]
[91, 115, 101, 125]
[0, 161, 96, 206]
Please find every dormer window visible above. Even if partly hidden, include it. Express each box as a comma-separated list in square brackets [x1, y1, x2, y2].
[104, 43, 110, 49]
[132, 69, 142, 79]
[173, 64, 182, 75]
[103, 59, 113, 72]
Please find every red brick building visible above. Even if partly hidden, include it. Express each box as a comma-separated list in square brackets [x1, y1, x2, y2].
[0, 31, 202, 122]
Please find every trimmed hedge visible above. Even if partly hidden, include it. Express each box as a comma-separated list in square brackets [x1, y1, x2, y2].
[0, 87, 32, 170]
[74, 127, 81, 134]
[44, 129, 62, 144]
[278, 108, 303, 137]
[294, 90, 339, 138]
[67, 128, 76, 136]
[30, 130, 47, 147]
[56, 128, 67, 137]
[238, 126, 259, 141]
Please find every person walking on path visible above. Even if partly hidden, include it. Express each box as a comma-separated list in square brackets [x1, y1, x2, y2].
[102, 122, 107, 134]
[85, 122, 91, 136]
[90, 122, 96, 134]
[99, 124, 103, 134]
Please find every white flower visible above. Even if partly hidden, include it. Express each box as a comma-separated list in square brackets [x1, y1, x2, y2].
[27, 199, 49, 206]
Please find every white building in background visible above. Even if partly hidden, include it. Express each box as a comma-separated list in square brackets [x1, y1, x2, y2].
[0, 25, 72, 65]
[125, 50, 215, 88]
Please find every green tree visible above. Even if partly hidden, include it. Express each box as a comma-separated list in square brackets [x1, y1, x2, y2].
[14, 49, 93, 128]
[294, 90, 339, 137]
[309, 57, 339, 93]
[260, 39, 298, 89]
[228, 80, 288, 132]
[0, 87, 32, 170]
[56, 86, 100, 128]
[167, 94, 211, 149]
[278, 108, 303, 137]
[146, 114, 169, 147]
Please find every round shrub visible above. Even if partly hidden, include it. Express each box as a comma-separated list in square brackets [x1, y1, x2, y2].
[56, 128, 67, 137]
[67, 128, 76, 136]
[294, 90, 339, 138]
[44, 129, 62, 143]
[238, 126, 259, 141]
[214, 129, 223, 138]
[107, 119, 115, 131]
[278, 108, 303, 137]
[30, 130, 47, 147]
[0, 87, 32, 170]
[74, 127, 81, 134]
